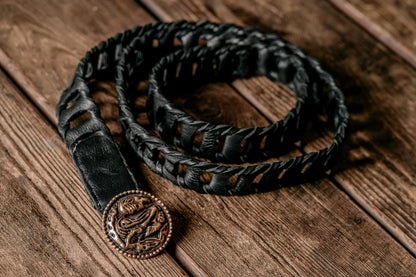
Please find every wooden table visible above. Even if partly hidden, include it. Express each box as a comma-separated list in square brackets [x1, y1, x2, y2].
[1, 0, 415, 276]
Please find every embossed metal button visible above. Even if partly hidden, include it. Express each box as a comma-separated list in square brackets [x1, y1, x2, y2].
[102, 190, 172, 259]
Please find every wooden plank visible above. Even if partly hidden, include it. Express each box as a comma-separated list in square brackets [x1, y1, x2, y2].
[1, 0, 415, 276]
[328, 0, 416, 68]
[0, 70, 187, 276]
[142, 0, 416, 256]
[0, 0, 155, 125]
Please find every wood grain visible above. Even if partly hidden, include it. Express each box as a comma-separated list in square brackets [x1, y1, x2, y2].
[328, 0, 416, 68]
[0, 0, 154, 125]
[1, 0, 416, 276]
[143, 0, 416, 257]
[0, 70, 187, 276]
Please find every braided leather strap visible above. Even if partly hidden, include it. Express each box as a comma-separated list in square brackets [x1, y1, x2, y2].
[57, 20, 349, 211]
[118, 46, 348, 195]
[119, 21, 338, 164]
[144, 46, 309, 163]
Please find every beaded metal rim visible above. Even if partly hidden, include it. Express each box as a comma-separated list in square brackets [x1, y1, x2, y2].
[102, 190, 173, 259]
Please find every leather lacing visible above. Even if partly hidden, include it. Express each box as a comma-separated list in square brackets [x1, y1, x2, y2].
[57, 20, 349, 197]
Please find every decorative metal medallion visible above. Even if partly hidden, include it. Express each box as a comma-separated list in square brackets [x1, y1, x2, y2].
[103, 190, 172, 259]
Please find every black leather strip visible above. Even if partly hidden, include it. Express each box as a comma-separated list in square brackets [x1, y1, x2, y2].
[57, 20, 349, 214]
[73, 135, 139, 215]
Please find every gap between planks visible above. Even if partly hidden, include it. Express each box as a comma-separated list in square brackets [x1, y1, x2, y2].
[327, 0, 416, 69]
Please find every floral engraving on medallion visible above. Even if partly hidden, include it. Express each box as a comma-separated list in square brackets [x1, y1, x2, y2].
[103, 190, 172, 259]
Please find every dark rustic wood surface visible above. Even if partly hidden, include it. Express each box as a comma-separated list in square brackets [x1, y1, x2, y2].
[0, 0, 415, 276]
[329, 0, 416, 68]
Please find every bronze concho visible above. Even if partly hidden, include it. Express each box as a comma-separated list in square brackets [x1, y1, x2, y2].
[103, 190, 172, 259]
